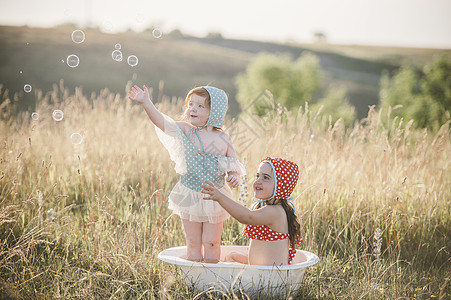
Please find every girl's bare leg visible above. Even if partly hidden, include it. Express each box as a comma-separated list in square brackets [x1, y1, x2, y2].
[181, 219, 203, 261]
[224, 252, 248, 264]
[201, 221, 223, 263]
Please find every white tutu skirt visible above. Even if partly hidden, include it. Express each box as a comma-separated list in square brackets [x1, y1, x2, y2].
[168, 181, 233, 224]
[155, 113, 245, 224]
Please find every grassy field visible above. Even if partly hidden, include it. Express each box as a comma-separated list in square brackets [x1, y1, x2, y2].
[1, 25, 450, 120]
[0, 82, 449, 299]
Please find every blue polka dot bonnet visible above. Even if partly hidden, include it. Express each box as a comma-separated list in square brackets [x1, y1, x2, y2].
[202, 86, 228, 129]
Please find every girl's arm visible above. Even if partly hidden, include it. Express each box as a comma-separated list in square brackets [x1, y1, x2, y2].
[201, 181, 278, 226]
[128, 85, 165, 131]
[222, 133, 240, 188]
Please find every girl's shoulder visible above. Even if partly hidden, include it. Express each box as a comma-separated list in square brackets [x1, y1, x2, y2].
[257, 204, 286, 219]
[176, 121, 192, 135]
[260, 204, 288, 229]
[214, 130, 232, 143]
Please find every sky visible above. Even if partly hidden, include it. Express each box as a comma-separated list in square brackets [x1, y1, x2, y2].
[0, 0, 450, 49]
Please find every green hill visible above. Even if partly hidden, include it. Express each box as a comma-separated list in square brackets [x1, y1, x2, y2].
[0, 25, 449, 118]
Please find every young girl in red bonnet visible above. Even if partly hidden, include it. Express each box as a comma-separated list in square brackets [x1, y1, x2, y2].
[202, 157, 302, 265]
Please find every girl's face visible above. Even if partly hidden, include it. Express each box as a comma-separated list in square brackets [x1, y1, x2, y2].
[253, 162, 275, 200]
[186, 94, 210, 127]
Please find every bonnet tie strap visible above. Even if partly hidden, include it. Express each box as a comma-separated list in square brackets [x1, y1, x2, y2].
[251, 197, 296, 213]
[286, 196, 296, 213]
[190, 126, 206, 154]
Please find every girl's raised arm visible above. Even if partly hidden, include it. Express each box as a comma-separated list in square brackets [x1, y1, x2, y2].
[128, 85, 165, 131]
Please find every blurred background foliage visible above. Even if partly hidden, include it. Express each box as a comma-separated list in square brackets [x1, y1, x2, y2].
[235, 52, 356, 126]
[379, 55, 451, 129]
[0, 25, 450, 130]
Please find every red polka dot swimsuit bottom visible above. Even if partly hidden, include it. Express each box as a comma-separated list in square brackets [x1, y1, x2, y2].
[244, 225, 303, 264]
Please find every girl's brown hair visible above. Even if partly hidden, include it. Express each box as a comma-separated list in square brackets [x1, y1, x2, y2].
[279, 200, 301, 249]
[185, 87, 211, 108]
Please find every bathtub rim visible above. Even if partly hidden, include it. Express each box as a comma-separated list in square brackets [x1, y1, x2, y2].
[158, 245, 319, 271]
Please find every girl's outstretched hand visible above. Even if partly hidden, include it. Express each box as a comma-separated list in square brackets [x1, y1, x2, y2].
[128, 85, 151, 105]
[226, 173, 239, 188]
[201, 181, 224, 201]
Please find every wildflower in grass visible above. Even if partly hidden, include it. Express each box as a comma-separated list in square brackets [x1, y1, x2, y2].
[373, 228, 382, 259]
[238, 160, 249, 202]
[277, 102, 283, 115]
[37, 189, 43, 206]
[47, 208, 56, 220]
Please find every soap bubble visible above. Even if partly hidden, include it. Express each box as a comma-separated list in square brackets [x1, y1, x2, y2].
[152, 28, 162, 39]
[112, 50, 122, 61]
[71, 30, 85, 44]
[101, 21, 113, 33]
[52, 110, 64, 121]
[67, 55, 79, 68]
[31, 112, 39, 120]
[24, 84, 32, 93]
[115, 43, 121, 50]
[136, 13, 145, 23]
[70, 132, 83, 145]
[127, 55, 138, 67]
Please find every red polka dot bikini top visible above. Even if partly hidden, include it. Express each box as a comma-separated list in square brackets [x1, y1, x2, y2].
[244, 225, 303, 264]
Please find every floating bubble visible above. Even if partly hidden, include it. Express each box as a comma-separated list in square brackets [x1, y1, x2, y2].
[31, 112, 39, 120]
[136, 13, 145, 23]
[19, 71, 23, 74]
[152, 28, 162, 39]
[101, 21, 113, 33]
[52, 110, 64, 121]
[115, 43, 121, 50]
[71, 30, 85, 44]
[127, 55, 138, 67]
[70, 132, 83, 145]
[67, 54, 79, 68]
[24, 84, 32, 93]
[112, 50, 122, 62]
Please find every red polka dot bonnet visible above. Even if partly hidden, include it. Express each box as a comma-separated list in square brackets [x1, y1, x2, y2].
[260, 157, 299, 200]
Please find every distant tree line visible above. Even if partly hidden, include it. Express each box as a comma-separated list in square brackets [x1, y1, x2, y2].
[379, 55, 450, 129]
[235, 53, 450, 130]
[235, 52, 356, 125]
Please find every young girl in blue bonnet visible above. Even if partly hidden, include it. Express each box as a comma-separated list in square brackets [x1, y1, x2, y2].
[128, 85, 245, 263]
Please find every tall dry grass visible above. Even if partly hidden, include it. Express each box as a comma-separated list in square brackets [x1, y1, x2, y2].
[0, 82, 449, 299]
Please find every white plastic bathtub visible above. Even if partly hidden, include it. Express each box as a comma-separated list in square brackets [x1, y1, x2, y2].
[158, 245, 319, 293]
